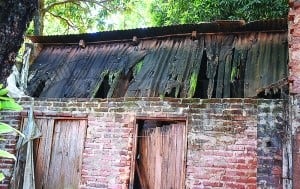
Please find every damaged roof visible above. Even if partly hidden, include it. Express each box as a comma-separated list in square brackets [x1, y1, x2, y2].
[27, 19, 288, 98]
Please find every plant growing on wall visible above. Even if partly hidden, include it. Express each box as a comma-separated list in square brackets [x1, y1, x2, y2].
[188, 72, 198, 98]
[0, 84, 23, 181]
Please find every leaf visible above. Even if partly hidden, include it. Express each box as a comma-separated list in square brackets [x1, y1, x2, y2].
[0, 173, 4, 182]
[0, 122, 15, 134]
[0, 100, 23, 111]
[0, 149, 16, 160]
[0, 122, 25, 137]
[0, 96, 12, 101]
[0, 88, 8, 96]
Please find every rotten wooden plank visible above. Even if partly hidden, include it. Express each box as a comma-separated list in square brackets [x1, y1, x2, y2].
[34, 119, 55, 188]
[205, 34, 222, 98]
[136, 120, 186, 189]
[216, 35, 234, 98]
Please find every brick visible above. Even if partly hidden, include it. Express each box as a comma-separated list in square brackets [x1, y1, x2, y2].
[181, 98, 201, 103]
[225, 182, 246, 189]
[203, 181, 223, 187]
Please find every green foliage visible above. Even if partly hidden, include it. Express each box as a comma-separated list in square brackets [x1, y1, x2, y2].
[28, 0, 288, 35]
[133, 60, 144, 76]
[149, 0, 288, 26]
[159, 94, 165, 99]
[0, 84, 22, 111]
[230, 66, 237, 83]
[0, 173, 4, 181]
[28, 0, 152, 35]
[188, 72, 198, 98]
[0, 149, 16, 160]
[0, 84, 23, 181]
[96, 0, 152, 30]
[0, 122, 24, 137]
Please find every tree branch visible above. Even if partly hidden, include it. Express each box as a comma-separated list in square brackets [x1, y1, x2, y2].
[47, 11, 78, 30]
[43, 0, 112, 13]
[82, 0, 111, 6]
[83, 0, 113, 12]
[43, 0, 76, 12]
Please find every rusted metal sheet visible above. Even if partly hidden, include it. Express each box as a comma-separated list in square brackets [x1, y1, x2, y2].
[33, 119, 86, 189]
[27, 29, 287, 98]
[135, 120, 186, 188]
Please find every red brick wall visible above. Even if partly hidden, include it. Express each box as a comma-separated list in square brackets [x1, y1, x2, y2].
[257, 101, 286, 189]
[82, 114, 135, 188]
[1, 98, 286, 188]
[0, 111, 20, 188]
[289, 1, 300, 188]
[292, 96, 300, 189]
[185, 99, 258, 189]
[293, 129, 300, 188]
[289, 0, 300, 93]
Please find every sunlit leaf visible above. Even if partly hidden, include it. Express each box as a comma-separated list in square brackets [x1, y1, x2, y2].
[0, 100, 23, 111]
[0, 149, 16, 160]
[0, 96, 12, 101]
[0, 173, 4, 182]
[0, 122, 25, 137]
[0, 88, 8, 96]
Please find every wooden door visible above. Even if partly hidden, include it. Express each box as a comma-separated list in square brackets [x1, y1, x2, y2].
[34, 119, 87, 189]
[135, 120, 186, 189]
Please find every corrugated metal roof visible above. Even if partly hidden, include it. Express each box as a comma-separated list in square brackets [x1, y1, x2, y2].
[27, 19, 287, 44]
[27, 27, 288, 98]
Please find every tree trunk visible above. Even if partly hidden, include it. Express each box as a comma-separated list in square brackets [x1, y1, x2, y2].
[33, 0, 44, 35]
[0, 0, 37, 85]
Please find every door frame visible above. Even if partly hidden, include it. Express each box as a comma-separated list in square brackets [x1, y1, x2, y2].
[129, 116, 188, 189]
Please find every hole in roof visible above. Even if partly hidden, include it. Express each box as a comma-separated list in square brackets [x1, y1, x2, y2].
[94, 74, 110, 98]
[111, 70, 134, 97]
[165, 87, 178, 98]
[266, 141, 272, 147]
[32, 80, 46, 97]
[193, 51, 209, 98]
[257, 88, 282, 99]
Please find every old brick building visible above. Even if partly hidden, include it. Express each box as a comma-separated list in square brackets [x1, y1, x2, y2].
[1, 2, 300, 189]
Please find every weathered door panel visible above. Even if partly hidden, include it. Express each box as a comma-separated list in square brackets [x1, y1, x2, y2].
[34, 119, 55, 188]
[34, 119, 87, 189]
[137, 120, 186, 189]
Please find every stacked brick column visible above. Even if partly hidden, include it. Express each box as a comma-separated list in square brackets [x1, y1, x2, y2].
[289, 1, 300, 188]
[289, 0, 300, 93]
